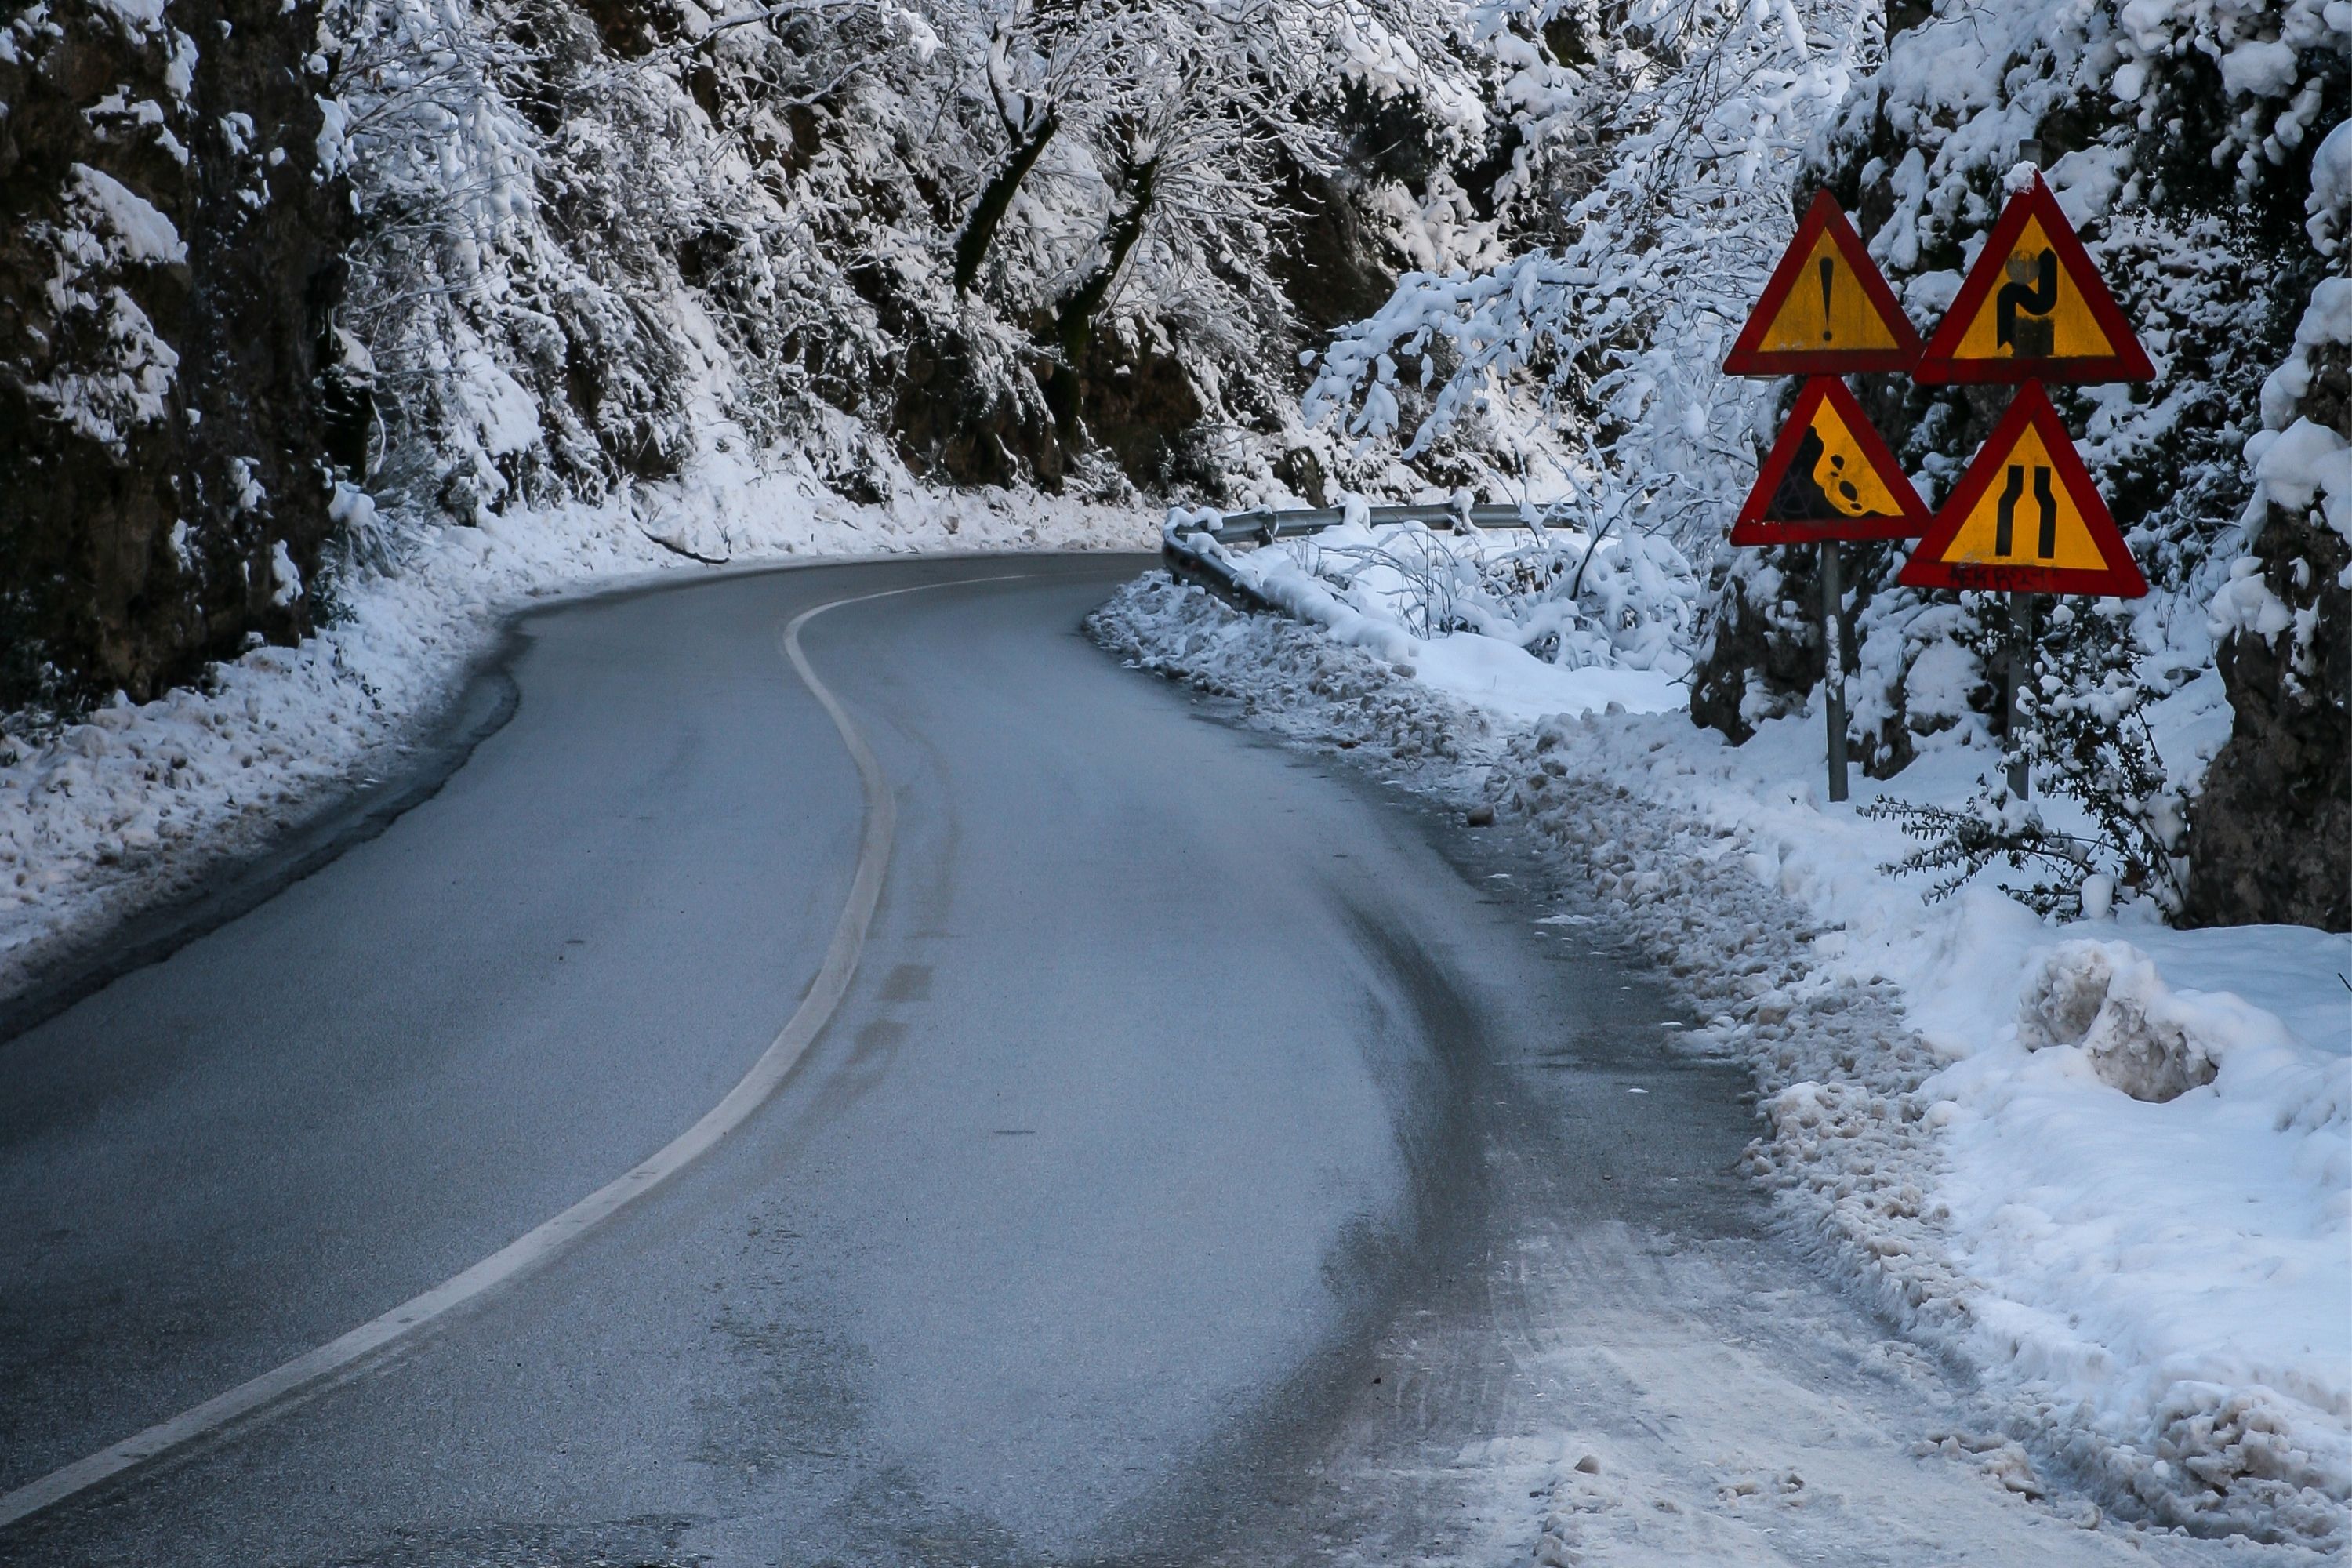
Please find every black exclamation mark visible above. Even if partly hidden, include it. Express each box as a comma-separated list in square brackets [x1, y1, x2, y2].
[1819, 258, 1835, 342]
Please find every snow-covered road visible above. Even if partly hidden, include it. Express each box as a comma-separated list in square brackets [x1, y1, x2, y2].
[0, 557, 2303, 1564]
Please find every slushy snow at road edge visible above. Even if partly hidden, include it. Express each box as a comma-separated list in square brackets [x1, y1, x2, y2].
[1091, 568, 2351, 1548]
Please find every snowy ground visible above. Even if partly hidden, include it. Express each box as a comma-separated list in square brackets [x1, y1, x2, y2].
[1089, 562, 2350, 1553]
[0, 465, 1153, 1005]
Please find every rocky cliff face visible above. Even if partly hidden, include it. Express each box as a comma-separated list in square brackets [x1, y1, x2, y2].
[2, 0, 347, 716]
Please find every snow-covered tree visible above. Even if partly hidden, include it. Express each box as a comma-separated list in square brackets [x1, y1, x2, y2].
[1301, 0, 1882, 539]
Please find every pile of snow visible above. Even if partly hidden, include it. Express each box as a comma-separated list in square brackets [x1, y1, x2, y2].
[1168, 507, 1697, 716]
[0, 471, 1152, 1002]
[1091, 568, 2351, 1548]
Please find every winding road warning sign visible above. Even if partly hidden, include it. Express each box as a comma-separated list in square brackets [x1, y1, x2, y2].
[1725, 191, 1922, 376]
[1899, 383, 2147, 596]
[1732, 377, 1928, 544]
[1916, 175, 2153, 384]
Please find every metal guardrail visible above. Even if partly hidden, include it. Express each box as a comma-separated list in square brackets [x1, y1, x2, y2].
[1160, 501, 1555, 612]
[1164, 502, 1553, 548]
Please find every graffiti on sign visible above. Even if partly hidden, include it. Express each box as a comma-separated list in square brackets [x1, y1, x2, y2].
[1723, 191, 1922, 376]
[1916, 174, 2153, 385]
[1731, 376, 1928, 544]
[1899, 383, 2147, 597]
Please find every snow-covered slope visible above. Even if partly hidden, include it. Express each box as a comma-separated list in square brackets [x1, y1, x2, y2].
[5, 0, 1549, 727]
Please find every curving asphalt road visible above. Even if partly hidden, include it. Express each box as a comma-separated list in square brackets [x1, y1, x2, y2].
[0, 555, 2212, 1567]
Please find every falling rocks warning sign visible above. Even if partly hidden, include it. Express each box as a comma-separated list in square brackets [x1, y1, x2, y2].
[1916, 173, 2154, 386]
[1899, 383, 2147, 597]
[1731, 377, 1927, 544]
[1724, 191, 1922, 376]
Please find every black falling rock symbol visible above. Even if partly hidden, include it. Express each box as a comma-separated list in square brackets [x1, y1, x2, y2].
[1768, 426, 1878, 521]
[1825, 452, 1861, 510]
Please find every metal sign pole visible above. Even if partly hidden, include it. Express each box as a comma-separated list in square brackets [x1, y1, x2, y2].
[2005, 590, 2033, 798]
[1822, 539, 1850, 803]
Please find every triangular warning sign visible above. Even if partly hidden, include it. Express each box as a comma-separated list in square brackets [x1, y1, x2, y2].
[1730, 377, 1928, 544]
[1917, 174, 2153, 385]
[1899, 383, 2147, 597]
[1724, 191, 1922, 376]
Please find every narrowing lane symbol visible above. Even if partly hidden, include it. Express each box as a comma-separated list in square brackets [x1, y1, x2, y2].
[1994, 463, 2059, 560]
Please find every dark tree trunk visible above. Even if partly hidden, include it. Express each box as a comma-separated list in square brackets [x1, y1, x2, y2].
[2183, 503, 2351, 931]
[953, 110, 1059, 294]
[1045, 156, 1158, 429]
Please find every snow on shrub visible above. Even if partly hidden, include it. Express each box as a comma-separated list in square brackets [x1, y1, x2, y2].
[302, 0, 1519, 555]
[1301, 0, 1877, 549]
[1214, 506, 1700, 674]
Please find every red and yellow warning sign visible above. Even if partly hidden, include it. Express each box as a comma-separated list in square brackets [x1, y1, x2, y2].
[1917, 175, 2153, 385]
[1725, 191, 1922, 376]
[1731, 376, 1928, 544]
[1899, 383, 2147, 596]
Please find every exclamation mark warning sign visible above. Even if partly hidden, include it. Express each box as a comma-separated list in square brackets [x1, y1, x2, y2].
[1750, 232, 1900, 354]
[1725, 191, 1922, 375]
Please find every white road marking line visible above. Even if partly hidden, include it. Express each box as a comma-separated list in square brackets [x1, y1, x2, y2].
[0, 572, 1029, 1529]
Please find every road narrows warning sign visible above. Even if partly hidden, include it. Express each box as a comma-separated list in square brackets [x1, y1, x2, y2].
[1724, 191, 1922, 376]
[1898, 383, 2147, 597]
[1916, 174, 2153, 385]
[1731, 377, 1928, 544]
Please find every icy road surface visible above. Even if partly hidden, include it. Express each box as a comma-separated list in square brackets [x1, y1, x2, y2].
[0, 557, 2279, 1565]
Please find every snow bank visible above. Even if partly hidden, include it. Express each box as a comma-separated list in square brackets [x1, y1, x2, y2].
[1174, 507, 1698, 712]
[0, 473, 1152, 1002]
[1093, 568, 2351, 1548]
[1536, 704, 2352, 1546]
